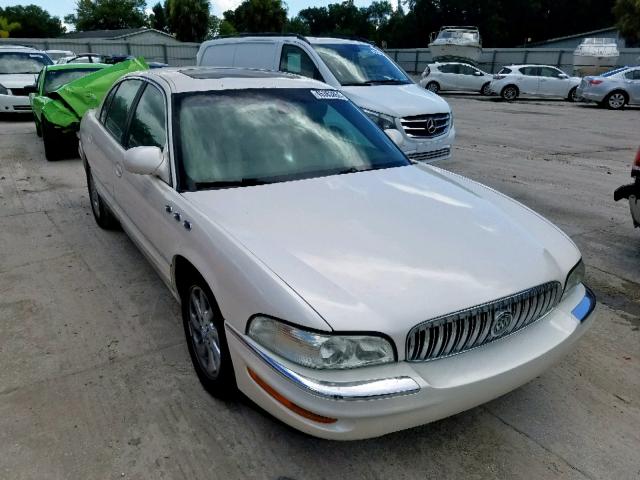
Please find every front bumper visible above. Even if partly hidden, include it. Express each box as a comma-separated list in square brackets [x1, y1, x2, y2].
[401, 124, 455, 163]
[226, 284, 596, 440]
[0, 94, 31, 113]
[614, 180, 640, 227]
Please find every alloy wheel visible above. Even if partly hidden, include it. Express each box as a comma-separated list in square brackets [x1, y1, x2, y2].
[608, 93, 625, 109]
[188, 286, 222, 380]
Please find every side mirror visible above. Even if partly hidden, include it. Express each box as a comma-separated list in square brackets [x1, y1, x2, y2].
[123, 146, 168, 179]
[558, 73, 569, 79]
[473, 71, 483, 76]
[384, 129, 405, 148]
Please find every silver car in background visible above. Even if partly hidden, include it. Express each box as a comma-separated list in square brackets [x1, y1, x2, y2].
[419, 62, 493, 95]
[577, 66, 640, 110]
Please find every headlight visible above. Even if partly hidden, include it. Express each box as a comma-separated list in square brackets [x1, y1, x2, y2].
[247, 316, 396, 369]
[0, 84, 8, 95]
[562, 259, 585, 299]
[361, 108, 397, 130]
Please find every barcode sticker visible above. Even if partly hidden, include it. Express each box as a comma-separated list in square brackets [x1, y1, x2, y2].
[310, 90, 347, 100]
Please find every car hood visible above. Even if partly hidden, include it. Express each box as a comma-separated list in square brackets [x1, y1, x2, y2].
[341, 83, 450, 118]
[0, 73, 38, 89]
[184, 165, 579, 340]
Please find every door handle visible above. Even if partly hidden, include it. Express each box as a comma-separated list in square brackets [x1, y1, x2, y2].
[115, 163, 123, 178]
[165, 204, 173, 213]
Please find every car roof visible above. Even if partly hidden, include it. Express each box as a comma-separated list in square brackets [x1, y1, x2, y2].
[503, 64, 560, 68]
[306, 37, 370, 45]
[137, 67, 333, 93]
[44, 63, 108, 72]
[0, 46, 45, 53]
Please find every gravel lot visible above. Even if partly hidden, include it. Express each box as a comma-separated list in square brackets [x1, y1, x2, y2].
[0, 96, 638, 480]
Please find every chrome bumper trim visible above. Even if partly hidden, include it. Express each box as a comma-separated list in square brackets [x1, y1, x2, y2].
[226, 326, 421, 401]
[571, 286, 596, 322]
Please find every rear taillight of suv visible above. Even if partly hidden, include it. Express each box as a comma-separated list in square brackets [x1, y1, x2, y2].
[632, 148, 640, 177]
[588, 79, 604, 85]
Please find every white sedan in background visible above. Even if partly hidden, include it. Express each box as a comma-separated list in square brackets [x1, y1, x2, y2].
[79, 67, 596, 440]
[420, 62, 493, 95]
[490, 64, 581, 101]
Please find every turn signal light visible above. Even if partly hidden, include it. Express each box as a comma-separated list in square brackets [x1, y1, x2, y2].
[247, 368, 338, 424]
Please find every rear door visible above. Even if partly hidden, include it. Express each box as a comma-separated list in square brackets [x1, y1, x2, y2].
[88, 79, 143, 202]
[518, 67, 540, 94]
[458, 64, 484, 90]
[624, 68, 640, 103]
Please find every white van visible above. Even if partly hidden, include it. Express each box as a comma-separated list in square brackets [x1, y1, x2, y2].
[197, 35, 455, 163]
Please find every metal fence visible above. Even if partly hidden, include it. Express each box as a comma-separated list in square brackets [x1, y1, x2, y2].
[386, 47, 640, 74]
[0, 38, 200, 66]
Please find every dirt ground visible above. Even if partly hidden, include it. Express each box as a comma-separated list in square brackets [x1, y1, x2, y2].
[0, 95, 638, 480]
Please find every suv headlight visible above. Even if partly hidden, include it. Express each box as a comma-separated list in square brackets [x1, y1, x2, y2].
[361, 108, 397, 131]
[247, 316, 396, 369]
[0, 84, 8, 95]
[562, 259, 585, 300]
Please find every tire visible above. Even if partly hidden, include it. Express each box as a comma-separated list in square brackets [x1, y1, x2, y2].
[34, 117, 42, 137]
[41, 119, 60, 161]
[481, 82, 491, 96]
[86, 167, 119, 230]
[604, 91, 627, 110]
[426, 81, 440, 94]
[181, 275, 236, 399]
[501, 85, 518, 101]
[567, 86, 578, 102]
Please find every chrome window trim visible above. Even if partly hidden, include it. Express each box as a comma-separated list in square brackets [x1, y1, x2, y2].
[226, 325, 420, 401]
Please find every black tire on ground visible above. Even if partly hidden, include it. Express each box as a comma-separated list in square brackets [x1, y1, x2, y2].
[481, 82, 491, 96]
[603, 91, 627, 110]
[501, 85, 519, 101]
[426, 81, 440, 94]
[86, 167, 120, 230]
[42, 119, 61, 161]
[34, 117, 42, 137]
[567, 87, 578, 102]
[181, 274, 237, 399]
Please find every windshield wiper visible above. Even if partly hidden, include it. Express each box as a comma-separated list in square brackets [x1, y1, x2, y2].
[194, 178, 271, 190]
[342, 79, 408, 86]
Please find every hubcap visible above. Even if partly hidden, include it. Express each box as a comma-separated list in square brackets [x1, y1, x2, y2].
[428, 83, 438, 93]
[609, 93, 624, 108]
[188, 286, 221, 379]
[89, 174, 100, 218]
[505, 88, 516, 99]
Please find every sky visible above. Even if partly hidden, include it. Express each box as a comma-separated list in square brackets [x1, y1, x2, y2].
[0, 0, 377, 25]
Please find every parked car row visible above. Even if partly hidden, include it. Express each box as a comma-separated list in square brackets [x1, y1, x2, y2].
[419, 61, 640, 109]
[1, 36, 599, 440]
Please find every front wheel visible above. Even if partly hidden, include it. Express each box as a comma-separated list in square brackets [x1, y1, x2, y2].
[567, 87, 578, 102]
[41, 119, 60, 161]
[182, 277, 236, 398]
[86, 168, 119, 230]
[481, 83, 491, 96]
[426, 81, 440, 94]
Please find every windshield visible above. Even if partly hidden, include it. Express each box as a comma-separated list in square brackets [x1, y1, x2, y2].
[175, 88, 409, 190]
[44, 67, 103, 93]
[0, 52, 52, 74]
[439, 31, 479, 42]
[312, 43, 410, 86]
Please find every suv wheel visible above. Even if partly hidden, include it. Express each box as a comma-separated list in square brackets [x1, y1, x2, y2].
[605, 91, 627, 110]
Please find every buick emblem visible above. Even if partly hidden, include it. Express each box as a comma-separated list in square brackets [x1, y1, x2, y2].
[492, 310, 513, 337]
[425, 118, 437, 134]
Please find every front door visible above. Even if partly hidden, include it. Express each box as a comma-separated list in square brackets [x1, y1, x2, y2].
[624, 68, 640, 103]
[538, 67, 570, 97]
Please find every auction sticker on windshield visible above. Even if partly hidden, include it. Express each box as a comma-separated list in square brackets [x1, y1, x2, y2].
[310, 90, 348, 100]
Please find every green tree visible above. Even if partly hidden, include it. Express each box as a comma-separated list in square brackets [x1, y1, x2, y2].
[0, 5, 65, 37]
[218, 18, 237, 35]
[285, 16, 310, 35]
[614, 0, 640, 45]
[150, 2, 168, 32]
[64, 0, 147, 31]
[166, 0, 210, 42]
[223, 0, 287, 33]
[0, 16, 20, 38]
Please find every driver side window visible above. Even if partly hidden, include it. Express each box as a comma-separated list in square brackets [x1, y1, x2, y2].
[280, 44, 323, 81]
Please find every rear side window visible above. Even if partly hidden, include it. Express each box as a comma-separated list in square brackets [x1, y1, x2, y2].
[520, 67, 540, 76]
[439, 64, 459, 74]
[103, 79, 142, 144]
[234, 43, 276, 69]
[498, 67, 512, 74]
[625, 69, 640, 80]
[99, 85, 118, 123]
[127, 84, 167, 149]
[279, 44, 322, 80]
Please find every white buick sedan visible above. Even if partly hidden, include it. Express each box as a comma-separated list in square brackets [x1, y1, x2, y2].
[79, 67, 596, 440]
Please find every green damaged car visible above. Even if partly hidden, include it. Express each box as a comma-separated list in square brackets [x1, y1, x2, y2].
[30, 58, 149, 161]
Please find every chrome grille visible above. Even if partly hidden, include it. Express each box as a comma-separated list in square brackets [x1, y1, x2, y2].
[400, 113, 450, 138]
[406, 282, 563, 362]
[408, 148, 450, 162]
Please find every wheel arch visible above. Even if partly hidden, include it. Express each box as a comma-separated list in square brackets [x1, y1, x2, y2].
[501, 84, 519, 95]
